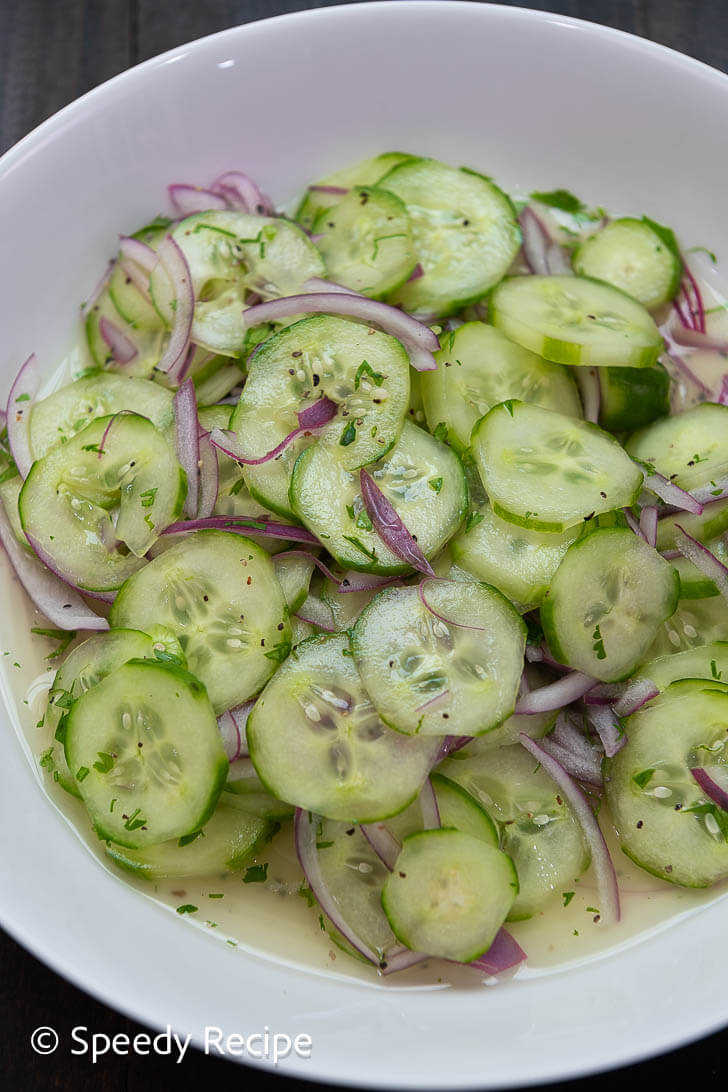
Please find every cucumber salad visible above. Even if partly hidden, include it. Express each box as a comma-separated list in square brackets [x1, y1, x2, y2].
[2, 152, 728, 979]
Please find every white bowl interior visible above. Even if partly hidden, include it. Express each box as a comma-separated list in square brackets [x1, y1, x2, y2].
[2, 3, 728, 1086]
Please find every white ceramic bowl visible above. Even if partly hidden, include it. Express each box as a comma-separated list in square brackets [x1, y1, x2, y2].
[2, 3, 728, 1086]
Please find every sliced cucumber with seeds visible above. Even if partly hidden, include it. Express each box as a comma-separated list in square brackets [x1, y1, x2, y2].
[65, 659, 228, 849]
[451, 502, 582, 611]
[626, 403, 728, 492]
[605, 683, 728, 887]
[596, 363, 670, 433]
[421, 322, 581, 451]
[85, 293, 165, 379]
[381, 829, 518, 961]
[542, 528, 679, 682]
[471, 401, 643, 532]
[223, 758, 294, 821]
[272, 552, 315, 613]
[247, 633, 441, 823]
[152, 211, 324, 356]
[639, 641, 728, 691]
[29, 373, 175, 460]
[234, 315, 410, 519]
[44, 628, 156, 797]
[19, 413, 186, 592]
[110, 530, 290, 714]
[312, 186, 416, 298]
[490, 274, 664, 368]
[645, 596, 728, 658]
[452, 665, 557, 752]
[294, 151, 416, 232]
[320, 579, 383, 632]
[106, 800, 272, 879]
[351, 582, 525, 737]
[430, 772, 499, 845]
[438, 742, 590, 920]
[381, 158, 521, 319]
[290, 420, 467, 574]
[573, 218, 682, 310]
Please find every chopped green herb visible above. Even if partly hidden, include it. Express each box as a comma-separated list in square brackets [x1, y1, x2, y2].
[140, 487, 158, 508]
[178, 830, 203, 847]
[243, 863, 269, 884]
[208, 892, 225, 899]
[343, 536, 377, 561]
[562, 891, 575, 907]
[711, 660, 722, 681]
[433, 422, 448, 443]
[530, 188, 585, 215]
[316, 840, 335, 850]
[339, 421, 357, 446]
[76, 766, 90, 782]
[355, 509, 373, 532]
[39, 748, 55, 770]
[92, 751, 115, 774]
[229, 477, 247, 496]
[123, 808, 147, 832]
[428, 477, 443, 494]
[592, 624, 607, 660]
[264, 640, 291, 664]
[354, 360, 385, 389]
[633, 768, 656, 789]
[15, 393, 31, 403]
[176, 904, 199, 915]
[298, 884, 316, 908]
[465, 511, 484, 533]
[585, 906, 600, 914]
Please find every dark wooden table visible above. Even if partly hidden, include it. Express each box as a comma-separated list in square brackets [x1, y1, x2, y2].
[2, 1, 727, 1088]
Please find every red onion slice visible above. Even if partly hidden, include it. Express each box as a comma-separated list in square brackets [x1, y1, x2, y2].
[514, 671, 597, 714]
[623, 506, 647, 543]
[0, 409, 6, 430]
[81, 260, 114, 320]
[229, 700, 254, 757]
[359, 470, 434, 576]
[118, 235, 158, 274]
[0, 504, 108, 630]
[689, 476, 728, 506]
[6, 353, 40, 478]
[174, 380, 200, 517]
[275, 550, 339, 586]
[419, 777, 441, 830]
[407, 263, 424, 283]
[211, 171, 275, 216]
[294, 808, 381, 966]
[539, 737, 603, 788]
[642, 468, 703, 515]
[360, 822, 400, 871]
[679, 260, 706, 333]
[519, 206, 551, 275]
[217, 710, 243, 762]
[574, 367, 600, 424]
[297, 396, 338, 429]
[118, 259, 153, 302]
[546, 241, 572, 275]
[519, 733, 620, 924]
[468, 928, 527, 976]
[379, 946, 429, 975]
[196, 432, 219, 519]
[168, 183, 228, 216]
[24, 531, 116, 604]
[210, 397, 337, 467]
[99, 316, 138, 365]
[639, 504, 658, 547]
[337, 570, 399, 594]
[674, 525, 728, 602]
[664, 350, 713, 396]
[154, 235, 194, 376]
[242, 290, 440, 372]
[584, 704, 626, 758]
[691, 766, 728, 812]
[162, 515, 318, 544]
[416, 688, 451, 714]
[294, 599, 336, 633]
[717, 375, 728, 406]
[307, 184, 349, 195]
[584, 677, 659, 717]
[670, 321, 728, 352]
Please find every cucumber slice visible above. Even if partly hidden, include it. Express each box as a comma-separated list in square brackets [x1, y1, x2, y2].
[234, 315, 410, 519]
[290, 420, 467, 574]
[294, 151, 416, 231]
[596, 363, 670, 433]
[672, 538, 728, 599]
[542, 528, 679, 682]
[490, 274, 664, 368]
[381, 829, 518, 961]
[421, 322, 581, 451]
[471, 401, 643, 532]
[351, 582, 525, 737]
[380, 158, 521, 319]
[315, 816, 398, 959]
[272, 552, 315, 613]
[65, 659, 228, 849]
[223, 758, 294, 821]
[573, 218, 682, 310]
[438, 742, 590, 920]
[451, 502, 582, 611]
[106, 800, 272, 879]
[640, 642, 728, 691]
[44, 628, 156, 797]
[645, 597, 728, 658]
[656, 498, 728, 553]
[19, 413, 186, 593]
[605, 683, 728, 886]
[626, 403, 728, 492]
[0, 476, 27, 550]
[29, 374, 175, 460]
[321, 579, 382, 632]
[430, 772, 499, 846]
[312, 185, 416, 298]
[247, 633, 441, 823]
[153, 211, 324, 356]
[110, 530, 290, 714]
[85, 293, 165, 379]
[107, 223, 168, 330]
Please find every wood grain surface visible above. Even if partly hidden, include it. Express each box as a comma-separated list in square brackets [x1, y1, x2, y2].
[1, 1, 727, 1088]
